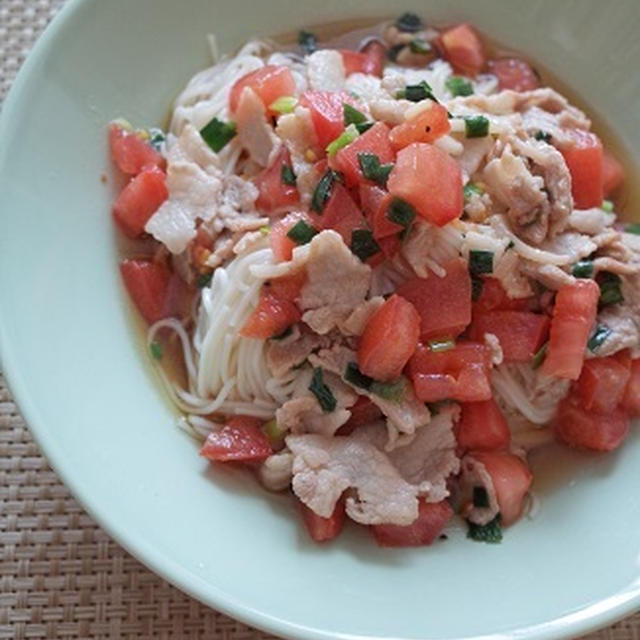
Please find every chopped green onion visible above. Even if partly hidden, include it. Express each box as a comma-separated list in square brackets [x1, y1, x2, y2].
[326, 124, 359, 156]
[534, 130, 552, 143]
[196, 272, 213, 288]
[587, 325, 612, 352]
[572, 260, 594, 279]
[281, 164, 297, 186]
[531, 341, 548, 369]
[272, 326, 294, 341]
[598, 272, 624, 307]
[395, 12, 424, 32]
[344, 362, 373, 390]
[397, 80, 438, 103]
[286, 219, 318, 245]
[471, 275, 484, 301]
[370, 378, 407, 402]
[625, 223, 640, 235]
[269, 95, 298, 114]
[409, 39, 432, 55]
[262, 419, 287, 442]
[200, 117, 237, 152]
[386, 198, 416, 228]
[309, 368, 337, 413]
[298, 30, 318, 54]
[473, 486, 490, 509]
[350, 229, 381, 261]
[467, 515, 502, 543]
[259, 225, 270, 236]
[428, 338, 456, 353]
[311, 169, 342, 213]
[469, 250, 494, 275]
[343, 103, 367, 127]
[507, 240, 515, 249]
[601, 199, 614, 213]
[445, 76, 474, 97]
[148, 128, 166, 151]
[358, 153, 394, 187]
[464, 115, 490, 138]
[463, 182, 484, 199]
[149, 341, 163, 360]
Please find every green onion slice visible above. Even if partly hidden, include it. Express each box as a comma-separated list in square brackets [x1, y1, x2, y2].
[464, 115, 490, 138]
[598, 272, 624, 307]
[397, 80, 438, 103]
[326, 124, 359, 156]
[370, 378, 407, 402]
[463, 182, 484, 199]
[358, 152, 394, 187]
[571, 260, 594, 279]
[409, 39, 432, 55]
[445, 76, 473, 97]
[286, 219, 318, 245]
[196, 272, 213, 288]
[298, 30, 318, 54]
[386, 198, 416, 228]
[534, 130, 552, 143]
[309, 368, 337, 413]
[149, 341, 163, 360]
[587, 325, 612, 352]
[281, 164, 297, 186]
[311, 169, 342, 213]
[473, 486, 490, 508]
[200, 117, 237, 152]
[531, 341, 548, 369]
[469, 250, 494, 275]
[344, 362, 374, 390]
[270, 95, 298, 114]
[350, 229, 381, 262]
[428, 338, 456, 353]
[601, 200, 614, 212]
[467, 515, 502, 543]
[471, 275, 484, 301]
[262, 419, 287, 442]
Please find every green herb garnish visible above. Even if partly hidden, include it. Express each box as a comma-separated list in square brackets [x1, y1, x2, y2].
[270, 95, 298, 114]
[286, 219, 318, 245]
[281, 164, 297, 186]
[298, 30, 318, 54]
[200, 117, 237, 152]
[601, 200, 614, 212]
[467, 515, 502, 543]
[309, 368, 337, 413]
[428, 338, 456, 353]
[262, 419, 287, 442]
[531, 341, 548, 369]
[259, 225, 270, 236]
[473, 486, 490, 509]
[149, 341, 163, 360]
[395, 12, 423, 33]
[358, 153, 394, 187]
[535, 130, 552, 143]
[272, 326, 294, 341]
[311, 169, 342, 213]
[344, 103, 367, 127]
[350, 229, 381, 261]
[598, 272, 624, 307]
[463, 182, 484, 199]
[471, 275, 484, 301]
[370, 378, 407, 402]
[409, 39, 432, 55]
[464, 115, 490, 138]
[445, 76, 474, 97]
[572, 260, 594, 279]
[587, 325, 612, 352]
[326, 124, 359, 156]
[469, 250, 494, 275]
[386, 198, 416, 228]
[397, 80, 438, 103]
[344, 362, 374, 390]
[196, 272, 213, 288]
[148, 128, 166, 151]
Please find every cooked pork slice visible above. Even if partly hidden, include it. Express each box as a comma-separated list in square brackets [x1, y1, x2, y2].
[591, 307, 640, 357]
[266, 329, 329, 377]
[307, 50, 345, 91]
[492, 249, 535, 299]
[568, 208, 616, 235]
[337, 297, 385, 336]
[235, 87, 281, 167]
[370, 98, 412, 125]
[520, 261, 575, 290]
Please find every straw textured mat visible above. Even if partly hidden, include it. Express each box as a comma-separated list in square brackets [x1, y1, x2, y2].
[0, 1, 638, 639]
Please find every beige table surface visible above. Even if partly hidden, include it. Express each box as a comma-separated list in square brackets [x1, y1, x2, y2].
[1, 1, 639, 638]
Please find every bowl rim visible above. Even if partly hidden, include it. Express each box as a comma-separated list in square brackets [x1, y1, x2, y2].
[1, 1, 639, 638]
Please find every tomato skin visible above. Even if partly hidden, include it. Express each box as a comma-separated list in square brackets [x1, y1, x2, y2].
[396, 259, 472, 340]
[359, 39, 386, 77]
[470, 451, 532, 526]
[542, 280, 600, 380]
[200, 417, 273, 463]
[473, 277, 535, 313]
[389, 103, 451, 150]
[555, 394, 629, 452]
[299, 499, 346, 543]
[334, 122, 395, 188]
[270, 211, 318, 262]
[120, 259, 172, 324]
[576, 356, 631, 414]
[487, 58, 539, 91]
[319, 183, 367, 245]
[622, 359, 640, 417]
[437, 23, 485, 76]
[387, 143, 463, 227]
[457, 399, 510, 452]
[240, 289, 301, 339]
[560, 130, 604, 209]
[358, 295, 420, 381]
[109, 124, 165, 175]
[469, 311, 550, 362]
[409, 341, 492, 403]
[299, 91, 357, 149]
[254, 146, 299, 213]
[341, 50, 369, 75]
[229, 65, 296, 114]
[372, 499, 453, 547]
[267, 270, 307, 303]
[112, 166, 168, 238]
[602, 150, 624, 197]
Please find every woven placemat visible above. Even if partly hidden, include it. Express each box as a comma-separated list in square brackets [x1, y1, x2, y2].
[0, 1, 638, 639]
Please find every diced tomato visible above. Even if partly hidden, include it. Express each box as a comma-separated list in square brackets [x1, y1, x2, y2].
[299, 90, 358, 149]
[372, 499, 453, 547]
[387, 143, 463, 226]
[267, 269, 307, 302]
[112, 166, 168, 238]
[338, 397, 383, 435]
[299, 499, 346, 543]
[437, 23, 485, 76]
[200, 416, 272, 463]
[622, 359, 640, 416]
[333, 122, 395, 188]
[396, 258, 471, 340]
[377, 233, 401, 260]
[469, 311, 550, 362]
[560, 130, 604, 209]
[576, 355, 631, 414]
[358, 295, 420, 381]
[555, 394, 629, 452]
[457, 399, 510, 452]
[319, 183, 367, 244]
[542, 280, 600, 380]
[270, 211, 318, 262]
[253, 147, 300, 213]
[240, 289, 301, 339]
[473, 277, 535, 313]
[341, 50, 369, 76]
[359, 39, 387, 77]
[359, 185, 400, 240]
[409, 341, 492, 403]
[120, 259, 172, 325]
[389, 103, 451, 150]
[602, 150, 624, 197]
[229, 65, 296, 114]
[109, 124, 165, 175]
[469, 451, 532, 526]
[487, 58, 539, 91]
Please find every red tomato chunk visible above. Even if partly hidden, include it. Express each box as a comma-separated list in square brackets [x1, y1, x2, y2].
[457, 399, 510, 452]
[487, 58, 539, 92]
[576, 354, 631, 414]
[229, 65, 296, 114]
[270, 211, 318, 262]
[300, 91, 357, 150]
[560, 130, 604, 210]
[438, 23, 485, 76]
[622, 359, 640, 417]
[389, 103, 451, 150]
[299, 499, 346, 543]
[473, 277, 534, 313]
[240, 289, 301, 339]
[200, 416, 273, 463]
[120, 259, 172, 324]
[319, 183, 367, 244]
[109, 124, 165, 175]
[602, 150, 624, 197]
[254, 146, 299, 213]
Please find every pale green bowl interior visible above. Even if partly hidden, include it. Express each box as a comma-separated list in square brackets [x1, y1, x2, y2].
[1, 1, 639, 639]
